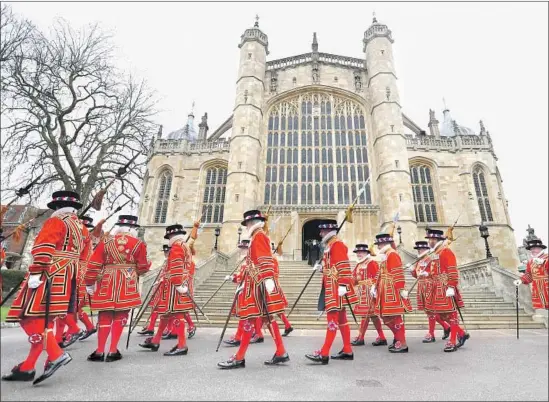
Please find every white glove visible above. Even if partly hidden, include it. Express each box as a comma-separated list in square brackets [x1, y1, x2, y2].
[420, 271, 429, 277]
[513, 279, 522, 286]
[86, 285, 95, 295]
[176, 285, 188, 294]
[445, 287, 455, 297]
[265, 279, 276, 294]
[370, 285, 377, 298]
[400, 289, 409, 299]
[313, 263, 322, 273]
[338, 285, 347, 297]
[224, 275, 233, 281]
[27, 274, 43, 289]
[235, 284, 244, 294]
[534, 258, 545, 264]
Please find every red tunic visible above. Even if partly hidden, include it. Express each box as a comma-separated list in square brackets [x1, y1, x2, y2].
[237, 228, 285, 320]
[320, 236, 358, 312]
[410, 254, 432, 311]
[77, 233, 101, 308]
[231, 260, 248, 317]
[149, 261, 168, 311]
[0, 248, 5, 304]
[7, 213, 89, 321]
[374, 247, 412, 317]
[521, 255, 548, 310]
[85, 233, 150, 311]
[424, 246, 464, 314]
[353, 258, 379, 317]
[273, 256, 288, 307]
[155, 239, 194, 314]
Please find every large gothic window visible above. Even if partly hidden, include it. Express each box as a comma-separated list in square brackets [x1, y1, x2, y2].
[264, 92, 371, 205]
[473, 166, 494, 222]
[154, 170, 172, 224]
[201, 166, 227, 224]
[410, 164, 438, 223]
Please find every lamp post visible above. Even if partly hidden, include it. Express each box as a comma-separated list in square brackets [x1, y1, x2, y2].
[214, 225, 221, 251]
[479, 223, 492, 258]
[397, 225, 402, 246]
[237, 226, 242, 245]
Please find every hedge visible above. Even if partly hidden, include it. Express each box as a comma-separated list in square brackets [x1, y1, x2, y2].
[1, 270, 26, 291]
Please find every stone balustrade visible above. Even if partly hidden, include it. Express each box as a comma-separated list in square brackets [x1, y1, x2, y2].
[266, 52, 366, 72]
[152, 139, 229, 155]
[405, 134, 494, 153]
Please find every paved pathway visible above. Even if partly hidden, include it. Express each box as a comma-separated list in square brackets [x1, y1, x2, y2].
[1, 328, 547, 401]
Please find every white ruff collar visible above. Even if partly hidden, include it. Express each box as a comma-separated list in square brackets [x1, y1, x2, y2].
[52, 207, 77, 218]
[169, 234, 186, 246]
[247, 221, 265, 237]
[321, 231, 337, 246]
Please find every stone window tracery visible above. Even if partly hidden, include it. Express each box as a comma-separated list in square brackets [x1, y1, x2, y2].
[264, 92, 370, 205]
[410, 164, 438, 223]
[154, 170, 173, 224]
[473, 166, 494, 222]
[201, 165, 227, 224]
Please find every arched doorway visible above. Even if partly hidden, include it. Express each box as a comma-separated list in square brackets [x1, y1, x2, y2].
[302, 219, 323, 261]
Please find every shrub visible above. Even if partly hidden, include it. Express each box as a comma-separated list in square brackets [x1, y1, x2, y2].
[1, 270, 26, 291]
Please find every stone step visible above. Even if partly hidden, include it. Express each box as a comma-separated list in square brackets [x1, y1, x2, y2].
[137, 318, 545, 330]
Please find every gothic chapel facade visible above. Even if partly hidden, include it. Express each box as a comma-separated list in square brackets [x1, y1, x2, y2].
[138, 17, 519, 269]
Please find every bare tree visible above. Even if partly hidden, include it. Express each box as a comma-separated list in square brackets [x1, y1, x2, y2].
[0, 4, 33, 64]
[1, 17, 158, 210]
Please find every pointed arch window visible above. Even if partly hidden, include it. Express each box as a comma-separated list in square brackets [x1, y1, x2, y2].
[201, 165, 227, 224]
[473, 167, 494, 222]
[154, 170, 173, 223]
[410, 163, 438, 223]
[264, 92, 369, 205]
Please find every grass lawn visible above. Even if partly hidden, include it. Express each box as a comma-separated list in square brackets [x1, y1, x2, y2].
[1, 306, 91, 322]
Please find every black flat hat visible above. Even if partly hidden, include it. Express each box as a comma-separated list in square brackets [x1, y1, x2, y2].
[164, 224, 186, 239]
[47, 190, 83, 210]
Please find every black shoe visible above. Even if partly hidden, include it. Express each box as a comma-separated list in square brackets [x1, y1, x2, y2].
[330, 350, 354, 360]
[351, 338, 365, 346]
[61, 331, 83, 349]
[457, 333, 470, 349]
[389, 343, 409, 353]
[87, 351, 105, 362]
[2, 365, 35, 382]
[264, 353, 290, 365]
[218, 357, 245, 369]
[79, 328, 97, 341]
[162, 333, 177, 340]
[282, 327, 294, 337]
[163, 346, 188, 356]
[188, 327, 196, 339]
[422, 335, 436, 343]
[250, 336, 264, 344]
[442, 327, 451, 340]
[388, 338, 396, 349]
[137, 328, 155, 336]
[105, 350, 123, 362]
[305, 353, 329, 365]
[32, 352, 72, 385]
[444, 343, 458, 353]
[223, 338, 241, 347]
[372, 338, 388, 346]
[139, 342, 160, 352]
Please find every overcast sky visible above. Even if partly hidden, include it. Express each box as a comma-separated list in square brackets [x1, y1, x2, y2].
[7, 1, 549, 246]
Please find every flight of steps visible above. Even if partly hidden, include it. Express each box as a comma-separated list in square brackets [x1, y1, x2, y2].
[139, 260, 545, 330]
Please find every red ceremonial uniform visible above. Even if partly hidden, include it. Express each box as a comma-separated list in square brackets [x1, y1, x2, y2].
[155, 239, 193, 315]
[7, 214, 89, 321]
[411, 255, 431, 311]
[0, 247, 5, 304]
[353, 258, 379, 317]
[424, 246, 464, 314]
[237, 228, 285, 320]
[321, 237, 358, 311]
[85, 233, 150, 311]
[77, 232, 100, 308]
[374, 247, 412, 317]
[521, 254, 548, 310]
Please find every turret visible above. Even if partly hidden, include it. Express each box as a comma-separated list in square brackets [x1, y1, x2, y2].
[363, 15, 417, 245]
[221, 16, 269, 251]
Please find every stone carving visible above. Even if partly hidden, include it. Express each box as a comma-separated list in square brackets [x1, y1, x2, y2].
[144, 194, 150, 202]
[385, 86, 391, 101]
[354, 71, 362, 91]
[266, 52, 365, 72]
[405, 134, 493, 153]
[244, 90, 248, 104]
[270, 70, 278, 93]
[312, 64, 319, 83]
